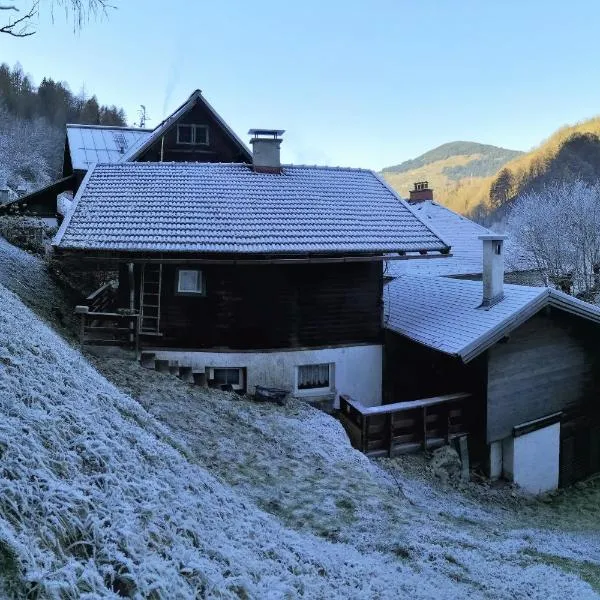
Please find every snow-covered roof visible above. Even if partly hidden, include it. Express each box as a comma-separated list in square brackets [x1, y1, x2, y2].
[53, 162, 450, 255]
[384, 275, 600, 362]
[385, 201, 533, 278]
[118, 89, 252, 163]
[386, 201, 489, 278]
[66, 124, 152, 171]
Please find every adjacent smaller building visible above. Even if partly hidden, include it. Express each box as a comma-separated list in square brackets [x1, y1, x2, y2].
[384, 235, 600, 492]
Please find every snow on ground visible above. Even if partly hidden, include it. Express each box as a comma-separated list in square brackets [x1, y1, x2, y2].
[0, 236, 78, 338]
[1, 282, 481, 599]
[92, 353, 600, 599]
[0, 236, 598, 598]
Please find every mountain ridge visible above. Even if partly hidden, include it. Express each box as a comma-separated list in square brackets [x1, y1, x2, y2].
[381, 141, 523, 213]
[382, 141, 523, 176]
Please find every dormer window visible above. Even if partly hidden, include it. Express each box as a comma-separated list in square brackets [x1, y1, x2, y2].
[177, 124, 209, 146]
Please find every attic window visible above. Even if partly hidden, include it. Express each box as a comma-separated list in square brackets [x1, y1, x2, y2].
[177, 124, 209, 146]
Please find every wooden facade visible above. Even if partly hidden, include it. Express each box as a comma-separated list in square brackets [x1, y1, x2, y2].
[384, 307, 600, 484]
[134, 101, 250, 164]
[486, 311, 600, 442]
[117, 261, 383, 351]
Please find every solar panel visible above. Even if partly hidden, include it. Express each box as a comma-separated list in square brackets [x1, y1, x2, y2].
[113, 132, 128, 154]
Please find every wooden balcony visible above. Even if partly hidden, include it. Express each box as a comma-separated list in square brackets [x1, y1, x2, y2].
[339, 392, 472, 457]
[75, 282, 139, 351]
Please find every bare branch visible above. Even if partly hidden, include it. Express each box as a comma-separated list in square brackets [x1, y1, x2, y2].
[0, 2, 37, 37]
[1, 0, 112, 37]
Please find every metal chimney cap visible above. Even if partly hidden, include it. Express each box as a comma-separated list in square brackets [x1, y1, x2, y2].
[248, 129, 285, 138]
[478, 234, 508, 241]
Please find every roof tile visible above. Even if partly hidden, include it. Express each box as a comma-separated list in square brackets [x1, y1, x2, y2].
[54, 162, 449, 255]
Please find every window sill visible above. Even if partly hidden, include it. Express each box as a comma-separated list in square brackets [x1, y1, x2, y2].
[175, 291, 206, 297]
[294, 387, 334, 397]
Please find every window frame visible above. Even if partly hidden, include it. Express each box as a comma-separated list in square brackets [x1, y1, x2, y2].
[207, 367, 245, 391]
[295, 363, 334, 394]
[175, 268, 206, 296]
[176, 123, 210, 146]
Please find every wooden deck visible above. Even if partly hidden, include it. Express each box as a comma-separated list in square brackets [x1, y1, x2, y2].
[339, 392, 472, 457]
[75, 282, 139, 350]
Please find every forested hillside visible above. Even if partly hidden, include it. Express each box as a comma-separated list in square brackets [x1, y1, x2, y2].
[381, 142, 523, 214]
[384, 118, 600, 220]
[0, 63, 127, 194]
[485, 120, 600, 214]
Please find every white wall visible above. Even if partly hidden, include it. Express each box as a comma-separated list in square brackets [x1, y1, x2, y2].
[149, 344, 382, 407]
[489, 441, 503, 480]
[500, 423, 560, 494]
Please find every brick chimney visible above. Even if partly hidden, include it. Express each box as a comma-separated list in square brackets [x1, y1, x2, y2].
[409, 181, 433, 203]
[249, 129, 285, 173]
[479, 234, 507, 307]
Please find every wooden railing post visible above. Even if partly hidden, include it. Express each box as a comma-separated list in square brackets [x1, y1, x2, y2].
[74, 305, 89, 349]
[387, 413, 394, 457]
[422, 406, 428, 450]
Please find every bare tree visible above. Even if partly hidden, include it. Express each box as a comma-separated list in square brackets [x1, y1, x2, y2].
[508, 179, 600, 298]
[1, 1, 110, 37]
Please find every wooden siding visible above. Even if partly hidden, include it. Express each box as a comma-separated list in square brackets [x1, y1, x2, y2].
[383, 331, 487, 403]
[487, 310, 600, 443]
[560, 408, 600, 486]
[383, 331, 488, 462]
[137, 101, 250, 164]
[122, 261, 382, 350]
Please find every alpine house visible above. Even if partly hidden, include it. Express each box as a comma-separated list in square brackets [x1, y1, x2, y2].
[52, 122, 450, 409]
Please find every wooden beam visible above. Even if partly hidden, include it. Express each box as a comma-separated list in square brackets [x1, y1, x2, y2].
[54, 251, 453, 266]
[341, 392, 471, 417]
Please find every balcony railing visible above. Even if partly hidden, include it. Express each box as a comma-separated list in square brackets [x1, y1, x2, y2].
[339, 392, 472, 457]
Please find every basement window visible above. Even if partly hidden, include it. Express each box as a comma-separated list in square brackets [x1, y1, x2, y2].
[177, 124, 209, 146]
[208, 367, 245, 391]
[297, 363, 332, 391]
[176, 269, 205, 295]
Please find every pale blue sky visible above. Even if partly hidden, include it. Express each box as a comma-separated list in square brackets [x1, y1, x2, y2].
[2, 0, 600, 169]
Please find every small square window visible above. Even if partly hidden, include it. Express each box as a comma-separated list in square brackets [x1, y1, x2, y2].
[209, 367, 245, 391]
[213, 368, 241, 386]
[297, 363, 331, 391]
[176, 269, 205, 294]
[177, 124, 193, 144]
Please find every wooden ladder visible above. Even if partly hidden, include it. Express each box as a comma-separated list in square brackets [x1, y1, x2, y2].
[140, 263, 162, 335]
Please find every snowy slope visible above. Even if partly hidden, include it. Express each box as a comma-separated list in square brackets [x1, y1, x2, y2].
[0, 283, 472, 599]
[0, 236, 598, 598]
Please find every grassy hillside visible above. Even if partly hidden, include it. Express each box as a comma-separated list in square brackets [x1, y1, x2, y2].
[381, 142, 522, 213]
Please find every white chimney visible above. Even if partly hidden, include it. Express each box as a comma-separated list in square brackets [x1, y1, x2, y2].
[249, 129, 285, 173]
[479, 234, 507, 307]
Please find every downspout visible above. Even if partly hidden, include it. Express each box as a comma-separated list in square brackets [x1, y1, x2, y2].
[160, 136, 165, 162]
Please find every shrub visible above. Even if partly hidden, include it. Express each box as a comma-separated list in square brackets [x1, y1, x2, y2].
[0, 216, 56, 256]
